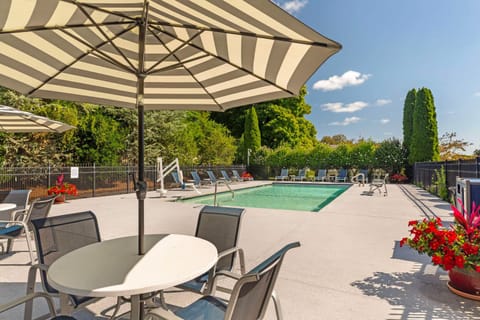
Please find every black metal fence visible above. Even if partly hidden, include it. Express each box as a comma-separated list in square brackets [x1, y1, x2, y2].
[414, 157, 480, 190]
[0, 164, 246, 200]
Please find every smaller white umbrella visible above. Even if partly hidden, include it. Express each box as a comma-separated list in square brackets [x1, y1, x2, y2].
[0, 105, 74, 133]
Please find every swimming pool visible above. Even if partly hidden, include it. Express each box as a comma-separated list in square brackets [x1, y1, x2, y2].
[179, 183, 350, 212]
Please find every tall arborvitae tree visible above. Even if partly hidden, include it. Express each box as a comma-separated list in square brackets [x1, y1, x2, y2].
[243, 106, 261, 163]
[403, 88, 416, 163]
[410, 87, 440, 163]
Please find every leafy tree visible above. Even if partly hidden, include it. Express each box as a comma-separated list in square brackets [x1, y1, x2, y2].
[210, 86, 316, 149]
[243, 106, 261, 162]
[320, 134, 350, 145]
[326, 144, 352, 168]
[374, 138, 407, 174]
[439, 132, 473, 161]
[187, 112, 236, 165]
[349, 140, 377, 169]
[307, 143, 332, 168]
[474, 149, 480, 156]
[403, 88, 416, 161]
[410, 87, 440, 163]
[143, 111, 197, 166]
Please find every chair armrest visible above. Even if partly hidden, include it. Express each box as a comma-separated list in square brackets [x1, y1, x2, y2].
[0, 292, 56, 317]
[11, 209, 27, 221]
[145, 307, 182, 320]
[217, 246, 246, 274]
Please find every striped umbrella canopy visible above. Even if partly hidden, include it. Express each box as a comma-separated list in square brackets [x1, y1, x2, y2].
[0, 0, 341, 254]
[0, 105, 74, 133]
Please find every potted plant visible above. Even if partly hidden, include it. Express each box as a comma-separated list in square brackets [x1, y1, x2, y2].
[401, 201, 480, 298]
[47, 174, 78, 203]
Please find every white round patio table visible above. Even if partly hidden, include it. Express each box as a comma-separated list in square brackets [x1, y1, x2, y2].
[47, 234, 217, 320]
[0, 203, 16, 212]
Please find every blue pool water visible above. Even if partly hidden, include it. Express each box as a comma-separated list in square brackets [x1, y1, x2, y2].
[179, 183, 350, 212]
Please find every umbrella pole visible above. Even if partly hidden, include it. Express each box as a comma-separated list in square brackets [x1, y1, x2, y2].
[135, 4, 149, 256]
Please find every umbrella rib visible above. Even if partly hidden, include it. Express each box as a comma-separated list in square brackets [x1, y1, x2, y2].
[148, 21, 341, 50]
[147, 28, 224, 110]
[0, 22, 129, 35]
[151, 25, 296, 96]
[59, 26, 137, 73]
[73, 2, 137, 71]
[145, 27, 204, 74]
[27, 26, 136, 96]
[62, 0, 137, 22]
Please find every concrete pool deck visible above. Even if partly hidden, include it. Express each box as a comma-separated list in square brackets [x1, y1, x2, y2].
[2, 181, 480, 319]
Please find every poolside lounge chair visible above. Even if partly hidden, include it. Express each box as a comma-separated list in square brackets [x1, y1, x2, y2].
[171, 171, 200, 194]
[294, 168, 307, 181]
[0, 196, 56, 264]
[207, 170, 225, 185]
[315, 169, 327, 182]
[369, 174, 388, 196]
[335, 168, 348, 182]
[275, 168, 289, 181]
[191, 171, 211, 187]
[221, 170, 234, 183]
[231, 170, 244, 182]
[146, 242, 301, 320]
[176, 206, 246, 295]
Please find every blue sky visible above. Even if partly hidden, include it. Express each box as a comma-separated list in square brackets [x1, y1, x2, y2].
[275, 0, 480, 153]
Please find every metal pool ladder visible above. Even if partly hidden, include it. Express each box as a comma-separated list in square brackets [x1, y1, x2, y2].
[213, 181, 234, 206]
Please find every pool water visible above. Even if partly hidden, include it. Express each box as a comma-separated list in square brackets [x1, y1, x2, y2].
[179, 183, 350, 212]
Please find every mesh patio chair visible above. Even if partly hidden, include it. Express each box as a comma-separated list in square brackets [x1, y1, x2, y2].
[231, 170, 243, 182]
[0, 189, 31, 220]
[146, 242, 301, 320]
[0, 195, 56, 264]
[315, 169, 327, 182]
[294, 169, 306, 181]
[369, 173, 389, 196]
[220, 170, 233, 183]
[206, 170, 225, 185]
[191, 171, 211, 187]
[25, 211, 102, 320]
[176, 205, 246, 295]
[335, 168, 348, 182]
[275, 169, 289, 181]
[0, 292, 76, 320]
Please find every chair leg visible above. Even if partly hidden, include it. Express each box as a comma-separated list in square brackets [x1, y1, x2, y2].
[23, 226, 35, 264]
[6, 238, 14, 253]
[271, 290, 283, 320]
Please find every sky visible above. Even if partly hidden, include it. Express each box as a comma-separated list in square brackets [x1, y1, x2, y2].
[275, 0, 480, 153]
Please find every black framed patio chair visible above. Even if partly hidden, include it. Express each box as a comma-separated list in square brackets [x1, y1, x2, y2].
[0, 292, 76, 320]
[25, 211, 102, 320]
[0, 195, 56, 264]
[176, 205, 246, 295]
[0, 189, 32, 220]
[145, 242, 301, 320]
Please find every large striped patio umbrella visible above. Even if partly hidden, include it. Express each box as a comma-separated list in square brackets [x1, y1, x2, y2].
[0, 0, 341, 254]
[0, 105, 74, 133]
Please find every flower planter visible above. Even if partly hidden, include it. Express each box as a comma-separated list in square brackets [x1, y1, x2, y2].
[54, 194, 66, 204]
[447, 267, 480, 300]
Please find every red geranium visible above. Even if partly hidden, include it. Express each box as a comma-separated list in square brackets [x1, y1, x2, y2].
[401, 200, 480, 272]
[47, 174, 78, 196]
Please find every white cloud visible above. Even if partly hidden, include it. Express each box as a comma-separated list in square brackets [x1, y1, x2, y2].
[277, 0, 308, 14]
[321, 101, 368, 113]
[376, 99, 392, 106]
[313, 70, 371, 91]
[380, 118, 390, 124]
[474, 92, 480, 97]
[329, 117, 361, 126]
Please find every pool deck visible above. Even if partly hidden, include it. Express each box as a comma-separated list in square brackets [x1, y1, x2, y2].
[2, 181, 480, 319]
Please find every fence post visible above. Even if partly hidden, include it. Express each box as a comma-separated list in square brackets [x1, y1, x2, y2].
[92, 163, 96, 198]
[477, 157, 479, 178]
[127, 165, 130, 194]
[47, 163, 51, 188]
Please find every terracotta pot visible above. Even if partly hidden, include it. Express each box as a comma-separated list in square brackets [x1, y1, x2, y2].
[448, 267, 480, 296]
[54, 194, 66, 204]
